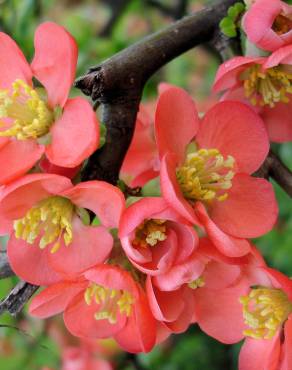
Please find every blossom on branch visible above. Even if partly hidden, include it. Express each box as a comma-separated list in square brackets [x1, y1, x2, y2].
[0, 22, 99, 185]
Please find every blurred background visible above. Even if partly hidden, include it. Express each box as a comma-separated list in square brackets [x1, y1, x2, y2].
[0, 0, 292, 369]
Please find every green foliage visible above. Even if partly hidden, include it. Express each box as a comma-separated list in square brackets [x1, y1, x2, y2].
[219, 2, 245, 37]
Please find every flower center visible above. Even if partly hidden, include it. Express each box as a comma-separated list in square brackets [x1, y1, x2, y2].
[272, 14, 292, 35]
[188, 277, 205, 289]
[240, 288, 292, 339]
[14, 196, 74, 253]
[176, 148, 235, 203]
[132, 219, 167, 248]
[243, 65, 292, 107]
[84, 283, 135, 324]
[0, 79, 54, 140]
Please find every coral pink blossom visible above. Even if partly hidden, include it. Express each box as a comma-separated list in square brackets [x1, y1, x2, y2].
[155, 85, 277, 257]
[39, 156, 81, 179]
[0, 22, 99, 185]
[30, 265, 157, 353]
[120, 104, 159, 187]
[243, 0, 292, 52]
[213, 48, 292, 142]
[237, 267, 292, 370]
[62, 347, 112, 370]
[119, 197, 200, 276]
[0, 173, 125, 285]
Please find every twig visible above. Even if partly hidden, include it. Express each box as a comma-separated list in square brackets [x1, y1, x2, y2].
[76, 0, 240, 185]
[99, 0, 132, 38]
[0, 252, 14, 279]
[254, 150, 292, 197]
[0, 281, 38, 316]
[146, 0, 188, 19]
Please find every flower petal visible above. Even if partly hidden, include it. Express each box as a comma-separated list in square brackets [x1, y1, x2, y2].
[213, 57, 264, 93]
[194, 278, 249, 344]
[160, 153, 200, 225]
[0, 139, 44, 186]
[64, 292, 126, 338]
[114, 286, 156, 353]
[238, 333, 281, 370]
[242, 0, 285, 52]
[210, 174, 278, 238]
[61, 181, 125, 228]
[30, 281, 86, 318]
[7, 234, 62, 285]
[264, 44, 292, 68]
[155, 86, 199, 161]
[261, 99, 292, 142]
[31, 22, 77, 108]
[0, 173, 72, 220]
[48, 217, 113, 276]
[0, 32, 32, 88]
[194, 202, 251, 257]
[46, 97, 99, 168]
[196, 101, 269, 174]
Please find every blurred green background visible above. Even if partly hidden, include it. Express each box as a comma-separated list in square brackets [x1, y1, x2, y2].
[0, 0, 291, 369]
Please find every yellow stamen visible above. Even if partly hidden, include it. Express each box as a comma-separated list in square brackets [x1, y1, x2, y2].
[132, 219, 167, 248]
[176, 148, 235, 203]
[240, 288, 292, 339]
[188, 277, 205, 289]
[0, 79, 53, 140]
[84, 283, 135, 324]
[13, 196, 74, 253]
[242, 65, 292, 108]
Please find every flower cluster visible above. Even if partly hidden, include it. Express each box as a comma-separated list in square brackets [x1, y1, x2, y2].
[0, 5, 292, 369]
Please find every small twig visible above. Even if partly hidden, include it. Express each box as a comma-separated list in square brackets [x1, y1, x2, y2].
[0, 252, 14, 279]
[0, 281, 38, 316]
[254, 150, 292, 197]
[99, 0, 132, 38]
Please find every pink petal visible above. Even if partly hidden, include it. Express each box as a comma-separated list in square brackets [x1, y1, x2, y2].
[129, 168, 159, 188]
[39, 156, 81, 179]
[194, 202, 251, 257]
[114, 287, 156, 353]
[48, 217, 113, 276]
[238, 333, 281, 370]
[7, 234, 62, 286]
[262, 267, 292, 301]
[146, 277, 184, 322]
[64, 292, 126, 338]
[261, 99, 292, 142]
[196, 101, 269, 174]
[242, 0, 285, 52]
[169, 222, 198, 263]
[264, 44, 292, 68]
[194, 278, 249, 344]
[61, 181, 125, 228]
[203, 260, 241, 290]
[160, 153, 200, 225]
[46, 97, 99, 168]
[283, 318, 292, 370]
[30, 281, 86, 318]
[210, 174, 278, 238]
[155, 86, 199, 161]
[0, 32, 32, 88]
[31, 22, 77, 108]
[153, 251, 205, 291]
[0, 139, 44, 186]
[0, 173, 72, 220]
[213, 57, 264, 93]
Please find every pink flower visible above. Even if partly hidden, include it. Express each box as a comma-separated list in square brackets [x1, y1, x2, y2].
[243, 0, 292, 52]
[238, 267, 292, 370]
[0, 22, 99, 185]
[213, 48, 292, 142]
[155, 85, 277, 257]
[0, 173, 125, 285]
[120, 104, 159, 187]
[30, 265, 157, 354]
[119, 197, 200, 276]
[62, 347, 112, 370]
[39, 156, 81, 179]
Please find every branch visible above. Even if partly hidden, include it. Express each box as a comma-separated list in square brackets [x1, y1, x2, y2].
[76, 0, 240, 185]
[0, 252, 14, 279]
[99, 0, 132, 38]
[255, 150, 292, 197]
[0, 281, 38, 316]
